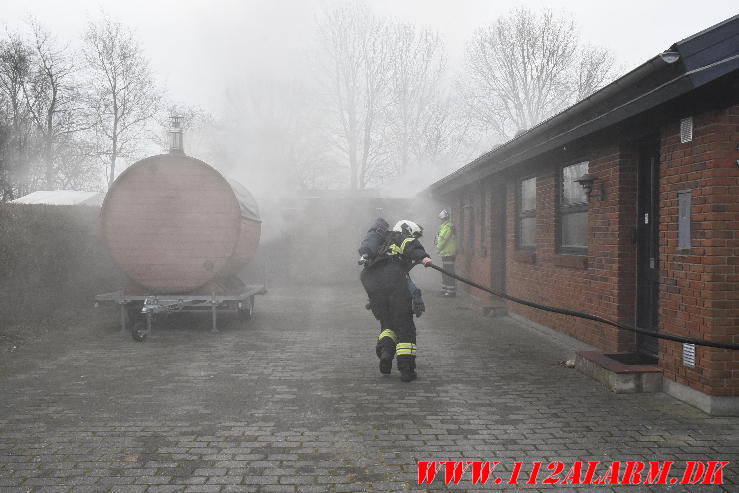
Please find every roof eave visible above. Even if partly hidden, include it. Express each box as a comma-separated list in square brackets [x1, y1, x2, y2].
[427, 55, 667, 195]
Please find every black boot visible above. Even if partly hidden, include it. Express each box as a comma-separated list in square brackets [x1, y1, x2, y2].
[397, 355, 417, 382]
[379, 348, 393, 374]
[400, 367, 417, 382]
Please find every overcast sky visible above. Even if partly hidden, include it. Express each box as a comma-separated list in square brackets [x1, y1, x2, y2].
[1, 0, 737, 113]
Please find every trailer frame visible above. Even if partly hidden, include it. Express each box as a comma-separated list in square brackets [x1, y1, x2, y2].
[95, 284, 267, 341]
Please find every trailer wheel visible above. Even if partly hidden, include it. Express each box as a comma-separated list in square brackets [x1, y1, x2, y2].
[238, 296, 254, 325]
[125, 306, 140, 331]
[132, 320, 147, 342]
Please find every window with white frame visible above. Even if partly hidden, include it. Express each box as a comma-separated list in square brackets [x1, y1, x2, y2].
[518, 177, 536, 249]
[559, 161, 589, 254]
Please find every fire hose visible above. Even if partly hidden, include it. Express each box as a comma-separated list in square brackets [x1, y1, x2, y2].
[425, 263, 739, 351]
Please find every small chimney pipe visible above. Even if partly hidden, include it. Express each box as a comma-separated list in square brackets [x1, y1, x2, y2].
[169, 115, 185, 155]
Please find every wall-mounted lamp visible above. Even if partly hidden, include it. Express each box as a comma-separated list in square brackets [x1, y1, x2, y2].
[575, 173, 605, 201]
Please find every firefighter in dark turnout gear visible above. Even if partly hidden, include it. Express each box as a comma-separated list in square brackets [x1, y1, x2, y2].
[359, 218, 432, 382]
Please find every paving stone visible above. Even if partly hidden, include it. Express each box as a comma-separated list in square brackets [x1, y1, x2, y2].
[110, 487, 147, 493]
[296, 487, 329, 493]
[0, 285, 736, 491]
[183, 486, 222, 493]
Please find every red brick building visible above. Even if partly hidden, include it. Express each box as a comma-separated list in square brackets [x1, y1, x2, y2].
[428, 16, 739, 414]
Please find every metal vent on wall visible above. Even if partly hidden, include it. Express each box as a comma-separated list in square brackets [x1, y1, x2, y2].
[680, 117, 693, 143]
[683, 343, 696, 368]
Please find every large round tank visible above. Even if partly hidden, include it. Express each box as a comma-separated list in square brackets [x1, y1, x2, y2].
[101, 154, 261, 293]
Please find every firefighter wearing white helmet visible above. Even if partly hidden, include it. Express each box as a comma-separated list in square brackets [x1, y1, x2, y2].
[358, 217, 432, 382]
[392, 219, 423, 238]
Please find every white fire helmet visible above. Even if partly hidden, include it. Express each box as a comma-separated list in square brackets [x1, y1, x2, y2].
[393, 220, 423, 238]
[438, 209, 450, 220]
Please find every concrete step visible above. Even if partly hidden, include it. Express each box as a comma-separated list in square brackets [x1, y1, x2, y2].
[576, 351, 662, 393]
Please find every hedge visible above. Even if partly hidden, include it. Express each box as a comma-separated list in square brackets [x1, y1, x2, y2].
[0, 204, 124, 328]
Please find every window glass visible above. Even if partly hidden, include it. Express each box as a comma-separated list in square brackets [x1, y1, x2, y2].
[562, 162, 588, 205]
[521, 177, 536, 212]
[559, 162, 588, 253]
[520, 217, 536, 248]
[561, 211, 587, 248]
[518, 177, 536, 249]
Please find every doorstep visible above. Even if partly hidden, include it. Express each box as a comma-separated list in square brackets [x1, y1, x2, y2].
[481, 302, 508, 317]
[576, 351, 662, 393]
[474, 297, 507, 317]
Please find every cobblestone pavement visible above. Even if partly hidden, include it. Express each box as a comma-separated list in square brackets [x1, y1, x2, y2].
[1, 282, 737, 492]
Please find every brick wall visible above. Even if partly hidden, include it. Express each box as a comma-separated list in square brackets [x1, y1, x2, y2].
[514, 144, 641, 352]
[450, 142, 639, 352]
[441, 102, 739, 397]
[658, 104, 739, 396]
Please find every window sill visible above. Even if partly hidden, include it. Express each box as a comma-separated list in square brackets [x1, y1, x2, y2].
[514, 250, 536, 264]
[553, 254, 588, 269]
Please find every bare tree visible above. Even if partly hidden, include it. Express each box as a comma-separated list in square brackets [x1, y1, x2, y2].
[316, 1, 393, 191]
[416, 93, 474, 170]
[387, 24, 475, 179]
[461, 8, 616, 141]
[217, 76, 334, 192]
[576, 45, 615, 100]
[386, 24, 447, 173]
[314, 4, 476, 190]
[0, 34, 32, 200]
[23, 20, 91, 189]
[53, 135, 99, 189]
[83, 15, 160, 186]
[0, 120, 10, 199]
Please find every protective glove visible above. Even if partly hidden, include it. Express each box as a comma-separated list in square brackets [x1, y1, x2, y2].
[358, 254, 369, 266]
[412, 288, 425, 318]
[421, 257, 432, 267]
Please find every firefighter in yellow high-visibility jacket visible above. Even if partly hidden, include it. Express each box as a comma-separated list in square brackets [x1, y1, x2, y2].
[435, 209, 457, 297]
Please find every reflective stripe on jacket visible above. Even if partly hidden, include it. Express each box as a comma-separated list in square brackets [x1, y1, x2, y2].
[388, 236, 416, 256]
[366, 232, 428, 271]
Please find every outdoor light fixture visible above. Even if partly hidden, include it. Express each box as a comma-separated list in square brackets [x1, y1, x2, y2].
[575, 173, 604, 201]
[659, 49, 681, 64]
